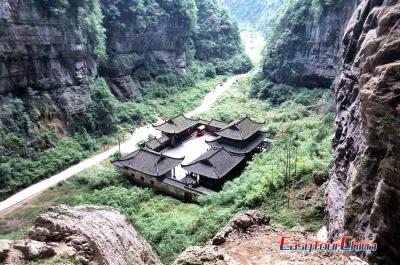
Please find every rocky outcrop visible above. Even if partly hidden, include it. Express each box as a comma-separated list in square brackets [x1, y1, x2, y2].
[211, 210, 270, 245]
[173, 210, 366, 265]
[326, 0, 400, 264]
[0, 0, 97, 96]
[262, 0, 358, 88]
[0, 205, 162, 265]
[101, 5, 193, 101]
[0, 1, 192, 101]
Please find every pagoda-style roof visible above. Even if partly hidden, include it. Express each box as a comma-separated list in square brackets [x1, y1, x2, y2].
[145, 136, 170, 150]
[207, 119, 228, 129]
[113, 148, 184, 177]
[154, 115, 199, 134]
[182, 148, 245, 179]
[216, 117, 265, 140]
[207, 132, 266, 154]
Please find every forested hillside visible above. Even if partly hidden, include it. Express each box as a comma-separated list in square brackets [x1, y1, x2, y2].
[2, 1, 399, 265]
[258, 0, 357, 89]
[223, 0, 288, 36]
[0, 0, 251, 199]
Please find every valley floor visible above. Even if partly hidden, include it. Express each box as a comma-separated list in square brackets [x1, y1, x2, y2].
[0, 75, 244, 216]
[1, 29, 335, 264]
[0, 70, 334, 264]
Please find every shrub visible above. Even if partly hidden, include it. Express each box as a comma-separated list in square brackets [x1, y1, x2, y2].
[204, 63, 216, 78]
[0, 134, 100, 200]
[251, 77, 293, 105]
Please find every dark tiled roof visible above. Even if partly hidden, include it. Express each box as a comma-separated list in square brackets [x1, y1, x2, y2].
[158, 136, 170, 144]
[207, 132, 266, 154]
[216, 117, 265, 140]
[208, 119, 228, 129]
[154, 115, 199, 134]
[145, 139, 162, 150]
[145, 136, 170, 150]
[113, 148, 184, 177]
[198, 119, 211, 125]
[182, 148, 245, 179]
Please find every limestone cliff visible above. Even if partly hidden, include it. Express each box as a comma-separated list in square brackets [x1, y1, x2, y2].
[326, 0, 400, 264]
[0, 0, 243, 121]
[262, 0, 358, 88]
[0, 0, 194, 100]
[100, 1, 195, 101]
[0, 0, 98, 96]
[0, 205, 162, 265]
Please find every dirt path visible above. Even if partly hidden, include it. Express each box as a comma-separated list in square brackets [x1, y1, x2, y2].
[175, 224, 367, 265]
[217, 225, 367, 265]
[0, 74, 245, 216]
[186, 74, 246, 118]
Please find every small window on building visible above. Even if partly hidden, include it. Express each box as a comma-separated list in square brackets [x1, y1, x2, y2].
[140, 176, 144, 182]
[150, 180, 155, 186]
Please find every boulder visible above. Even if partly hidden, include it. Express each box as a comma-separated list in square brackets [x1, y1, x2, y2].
[173, 246, 227, 265]
[1, 205, 162, 265]
[212, 210, 270, 245]
[0, 240, 11, 263]
[29, 205, 162, 265]
[13, 240, 56, 260]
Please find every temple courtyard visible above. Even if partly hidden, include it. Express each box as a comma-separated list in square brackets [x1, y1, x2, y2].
[163, 133, 217, 180]
[113, 115, 267, 202]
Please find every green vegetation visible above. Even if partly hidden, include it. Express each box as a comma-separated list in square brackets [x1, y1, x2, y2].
[0, 132, 100, 200]
[36, 0, 250, 70]
[224, 0, 289, 37]
[82, 0, 107, 62]
[310, 0, 345, 20]
[0, 73, 335, 264]
[0, 61, 225, 199]
[194, 0, 241, 60]
[102, 0, 197, 29]
[0, 1, 335, 264]
[193, 0, 253, 74]
[250, 74, 326, 105]
[262, 0, 345, 81]
[262, 0, 310, 82]
[36, 0, 107, 61]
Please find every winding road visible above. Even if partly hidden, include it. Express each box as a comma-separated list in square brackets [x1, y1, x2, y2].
[0, 74, 246, 215]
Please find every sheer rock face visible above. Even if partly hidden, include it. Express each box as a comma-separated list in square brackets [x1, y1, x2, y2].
[326, 0, 400, 264]
[0, 0, 190, 100]
[101, 14, 191, 101]
[0, 0, 98, 96]
[0, 206, 162, 265]
[263, 0, 358, 88]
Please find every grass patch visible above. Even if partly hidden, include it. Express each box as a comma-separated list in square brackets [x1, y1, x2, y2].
[138, 76, 226, 119]
[1, 72, 334, 264]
